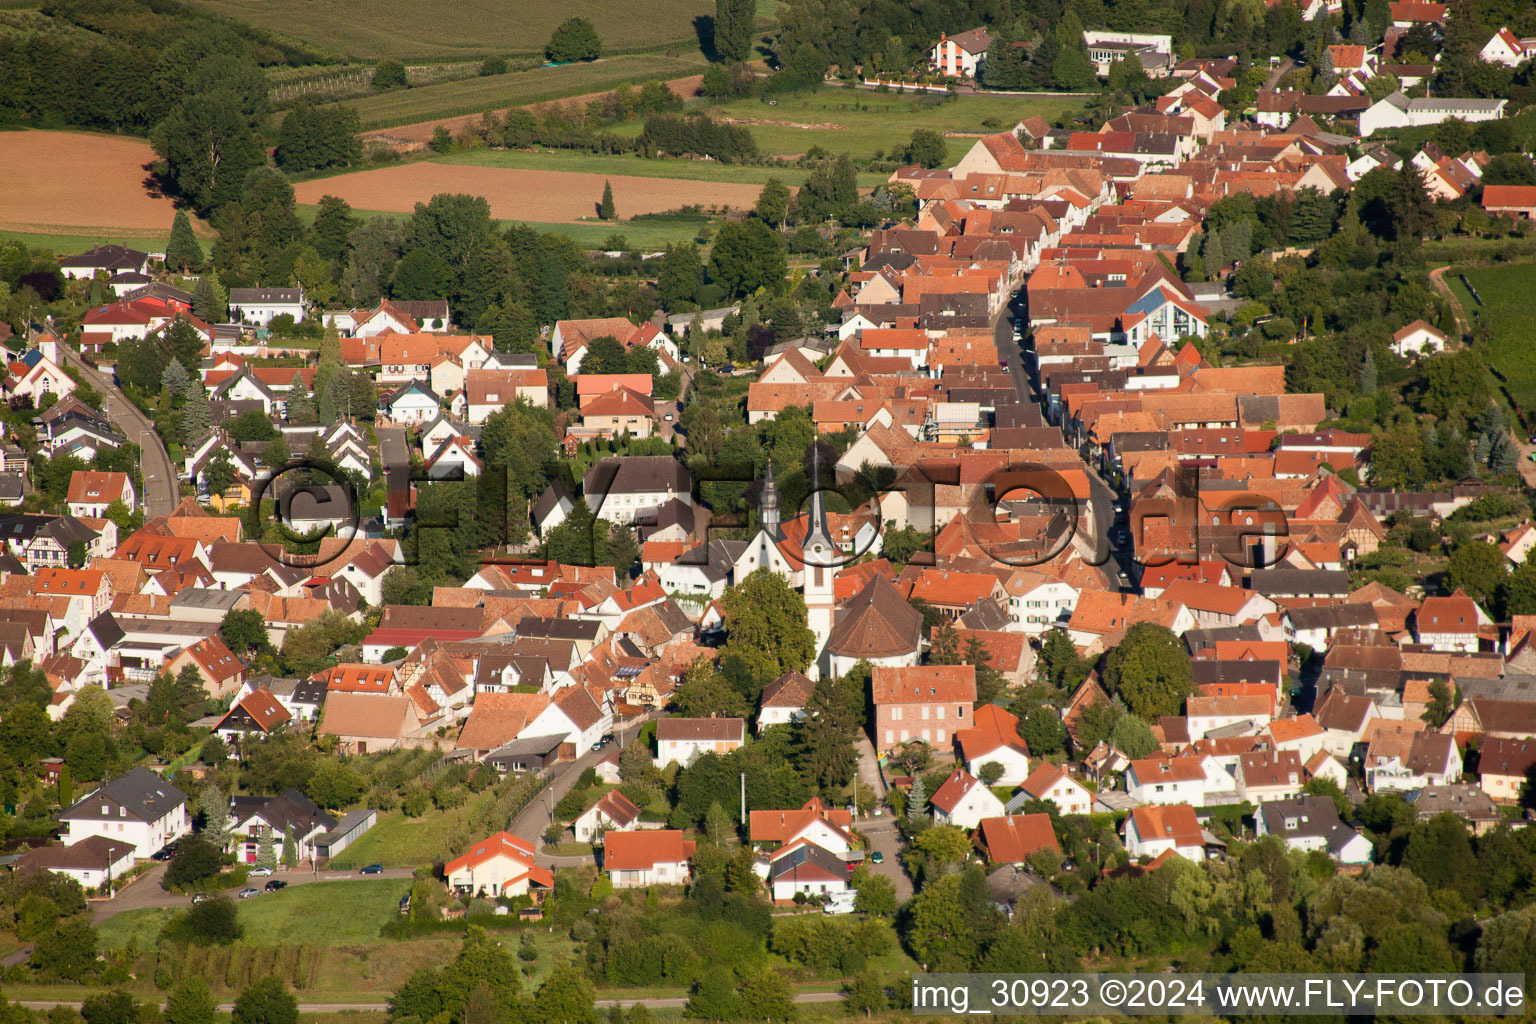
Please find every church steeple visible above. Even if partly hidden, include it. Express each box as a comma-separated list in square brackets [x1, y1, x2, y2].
[803, 444, 835, 567]
[759, 461, 780, 539]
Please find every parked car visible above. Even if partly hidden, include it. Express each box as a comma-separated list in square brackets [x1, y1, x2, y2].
[238, 888, 260, 899]
[190, 893, 209, 904]
[264, 880, 287, 891]
[870, 851, 884, 864]
[399, 894, 412, 915]
[249, 866, 274, 876]
[360, 863, 384, 875]
[591, 739, 607, 752]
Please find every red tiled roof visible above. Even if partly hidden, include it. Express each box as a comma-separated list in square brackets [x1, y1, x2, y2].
[603, 829, 695, 870]
[976, 813, 1059, 863]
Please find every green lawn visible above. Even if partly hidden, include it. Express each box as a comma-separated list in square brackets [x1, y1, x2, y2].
[0, 229, 207, 257]
[99, 880, 411, 949]
[689, 89, 1088, 162]
[335, 55, 707, 129]
[297, 202, 708, 250]
[436, 148, 887, 188]
[191, 0, 713, 60]
[1455, 262, 1536, 416]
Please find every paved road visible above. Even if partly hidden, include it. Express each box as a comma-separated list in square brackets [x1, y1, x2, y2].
[89, 862, 415, 922]
[1264, 57, 1296, 91]
[55, 345, 178, 517]
[515, 713, 653, 869]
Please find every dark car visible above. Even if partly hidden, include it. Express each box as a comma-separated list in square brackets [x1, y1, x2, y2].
[360, 863, 384, 874]
[264, 879, 288, 891]
[870, 850, 884, 864]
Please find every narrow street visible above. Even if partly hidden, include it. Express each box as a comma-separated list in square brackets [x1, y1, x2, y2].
[88, 862, 415, 922]
[54, 344, 178, 517]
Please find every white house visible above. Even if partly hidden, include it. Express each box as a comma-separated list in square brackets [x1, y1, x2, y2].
[1125, 754, 1229, 806]
[1479, 27, 1535, 67]
[228, 288, 306, 325]
[520, 686, 609, 754]
[655, 717, 744, 766]
[66, 471, 134, 518]
[572, 790, 642, 844]
[1124, 803, 1208, 862]
[749, 798, 858, 859]
[758, 670, 815, 731]
[227, 789, 335, 865]
[1255, 797, 1373, 864]
[1006, 761, 1093, 816]
[1005, 575, 1080, 635]
[380, 381, 442, 426]
[443, 830, 553, 898]
[766, 839, 851, 902]
[1235, 749, 1305, 803]
[930, 27, 991, 78]
[929, 768, 1006, 829]
[1365, 731, 1461, 793]
[954, 704, 1032, 786]
[15, 836, 137, 892]
[59, 767, 189, 859]
[604, 829, 695, 888]
[1391, 319, 1448, 357]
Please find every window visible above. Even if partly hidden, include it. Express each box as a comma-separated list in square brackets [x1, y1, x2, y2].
[921, 706, 929, 720]
[936, 706, 945, 720]
[891, 707, 903, 722]
[957, 706, 965, 719]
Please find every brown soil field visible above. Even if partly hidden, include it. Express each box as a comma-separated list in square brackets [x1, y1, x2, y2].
[0, 131, 201, 236]
[358, 75, 703, 153]
[292, 161, 761, 222]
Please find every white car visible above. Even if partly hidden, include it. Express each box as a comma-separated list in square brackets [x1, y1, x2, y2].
[822, 893, 857, 915]
[249, 866, 274, 876]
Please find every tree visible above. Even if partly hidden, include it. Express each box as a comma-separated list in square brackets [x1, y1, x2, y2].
[255, 828, 277, 870]
[281, 826, 297, 868]
[1017, 702, 1066, 756]
[906, 129, 947, 169]
[1101, 622, 1194, 719]
[81, 992, 138, 1024]
[1476, 904, 1536, 978]
[232, 978, 299, 1024]
[852, 869, 896, 916]
[186, 894, 243, 945]
[684, 967, 738, 1020]
[714, 0, 756, 61]
[56, 763, 71, 807]
[755, 178, 790, 228]
[372, 60, 407, 90]
[30, 919, 99, 980]
[1447, 542, 1505, 607]
[793, 674, 860, 789]
[197, 784, 232, 850]
[929, 620, 960, 664]
[739, 969, 794, 1022]
[914, 824, 972, 868]
[720, 569, 816, 680]
[709, 218, 787, 297]
[1422, 680, 1457, 728]
[597, 180, 617, 221]
[165, 979, 217, 1024]
[533, 962, 595, 1024]
[547, 17, 602, 62]
[192, 271, 226, 323]
[152, 58, 268, 214]
[166, 210, 203, 274]
[672, 662, 752, 719]
[220, 608, 270, 656]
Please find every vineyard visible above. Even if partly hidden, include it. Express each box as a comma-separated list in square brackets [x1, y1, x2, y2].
[268, 61, 509, 107]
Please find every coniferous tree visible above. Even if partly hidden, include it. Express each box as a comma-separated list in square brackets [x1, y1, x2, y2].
[166, 210, 204, 274]
[180, 387, 212, 447]
[714, 0, 756, 62]
[598, 180, 616, 220]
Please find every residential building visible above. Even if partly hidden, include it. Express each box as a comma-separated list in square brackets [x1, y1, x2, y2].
[59, 767, 189, 859]
[604, 829, 695, 888]
[929, 768, 1006, 829]
[1124, 803, 1211, 861]
[973, 813, 1060, 865]
[1254, 796, 1373, 863]
[443, 831, 553, 898]
[871, 664, 976, 753]
[655, 717, 745, 766]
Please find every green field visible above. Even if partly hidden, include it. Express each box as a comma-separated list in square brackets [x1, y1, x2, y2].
[437, 148, 888, 188]
[336, 55, 707, 129]
[1455, 262, 1536, 418]
[99, 880, 411, 949]
[191, 0, 713, 60]
[297, 202, 707, 250]
[678, 89, 1089, 162]
[0, 229, 196, 257]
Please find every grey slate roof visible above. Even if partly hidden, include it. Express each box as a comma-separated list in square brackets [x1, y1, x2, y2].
[61, 766, 186, 824]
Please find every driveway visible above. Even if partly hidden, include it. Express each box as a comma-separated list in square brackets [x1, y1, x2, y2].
[54, 345, 178, 517]
[89, 862, 414, 922]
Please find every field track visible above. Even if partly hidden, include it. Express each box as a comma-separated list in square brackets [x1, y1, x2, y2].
[0, 131, 200, 237]
[293, 162, 761, 223]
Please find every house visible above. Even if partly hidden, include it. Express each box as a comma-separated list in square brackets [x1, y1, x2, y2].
[1006, 761, 1093, 816]
[758, 670, 815, 731]
[749, 797, 857, 858]
[953, 703, 1031, 785]
[1314, 689, 1380, 757]
[655, 717, 745, 766]
[227, 789, 336, 865]
[824, 574, 924, 678]
[1236, 749, 1305, 803]
[1124, 754, 1226, 806]
[212, 686, 293, 743]
[550, 317, 640, 373]
[974, 813, 1059, 866]
[1365, 730, 1461, 793]
[1254, 796, 1373, 864]
[578, 386, 656, 439]
[379, 381, 442, 426]
[443, 831, 553, 898]
[228, 288, 305, 325]
[871, 664, 976, 753]
[520, 685, 610, 757]
[1483, 185, 1536, 219]
[1405, 783, 1502, 835]
[1124, 803, 1211, 862]
[929, 768, 1006, 829]
[15, 836, 137, 892]
[4, 352, 76, 405]
[1391, 320, 1448, 357]
[168, 635, 246, 698]
[66, 471, 134, 518]
[59, 244, 150, 280]
[766, 840, 851, 902]
[464, 367, 549, 422]
[931, 27, 991, 78]
[317, 691, 429, 753]
[1479, 27, 1535, 67]
[1477, 737, 1536, 802]
[59, 766, 189, 859]
[604, 829, 695, 888]
[1413, 589, 1486, 652]
[572, 790, 642, 843]
[583, 456, 691, 526]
